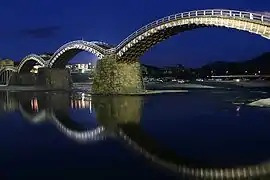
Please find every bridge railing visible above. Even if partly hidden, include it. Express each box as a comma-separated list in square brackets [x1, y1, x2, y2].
[51, 40, 110, 58]
[115, 9, 270, 51]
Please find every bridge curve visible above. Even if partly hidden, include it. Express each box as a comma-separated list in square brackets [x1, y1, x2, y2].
[18, 103, 47, 123]
[115, 9, 270, 60]
[18, 102, 106, 143]
[48, 40, 112, 68]
[0, 66, 17, 73]
[116, 127, 270, 179]
[0, 67, 17, 85]
[50, 112, 106, 143]
[17, 54, 46, 73]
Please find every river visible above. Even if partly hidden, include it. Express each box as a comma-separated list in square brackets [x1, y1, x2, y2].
[0, 88, 270, 179]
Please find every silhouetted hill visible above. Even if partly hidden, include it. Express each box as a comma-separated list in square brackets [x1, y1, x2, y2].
[142, 64, 160, 70]
[200, 52, 270, 75]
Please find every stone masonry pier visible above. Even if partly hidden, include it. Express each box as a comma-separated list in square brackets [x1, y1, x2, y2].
[9, 72, 36, 86]
[36, 68, 72, 89]
[92, 55, 145, 94]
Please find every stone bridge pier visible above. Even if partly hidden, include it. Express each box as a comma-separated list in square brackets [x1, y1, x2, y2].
[92, 55, 145, 94]
[9, 68, 72, 90]
[9, 72, 36, 86]
[36, 68, 72, 89]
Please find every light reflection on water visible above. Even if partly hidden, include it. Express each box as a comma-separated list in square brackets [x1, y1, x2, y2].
[0, 89, 270, 179]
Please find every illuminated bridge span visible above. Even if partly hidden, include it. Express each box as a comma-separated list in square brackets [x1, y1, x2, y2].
[113, 9, 270, 60]
[17, 9, 270, 66]
[33, 9, 270, 67]
[91, 9, 270, 94]
[17, 54, 46, 73]
[43, 9, 270, 64]
[12, 41, 113, 73]
[48, 40, 113, 68]
[10, 9, 270, 94]
[0, 67, 16, 85]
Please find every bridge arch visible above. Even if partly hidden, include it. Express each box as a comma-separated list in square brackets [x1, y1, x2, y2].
[19, 104, 47, 123]
[17, 54, 46, 73]
[116, 127, 270, 179]
[48, 40, 112, 68]
[115, 9, 270, 60]
[18, 102, 105, 142]
[0, 67, 16, 85]
[50, 112, 106, 143]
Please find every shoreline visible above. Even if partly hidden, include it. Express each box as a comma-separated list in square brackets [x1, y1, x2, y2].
[202, 80, 270, 88]
[2, 80, 270, 92]
[0, 85, 188, 95]
[0, 82, 216, 91]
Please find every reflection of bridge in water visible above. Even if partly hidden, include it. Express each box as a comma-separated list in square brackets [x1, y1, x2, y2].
[1, 91, 270, 179]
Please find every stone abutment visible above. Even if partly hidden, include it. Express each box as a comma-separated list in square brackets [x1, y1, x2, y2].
[92, 55, 145, 94]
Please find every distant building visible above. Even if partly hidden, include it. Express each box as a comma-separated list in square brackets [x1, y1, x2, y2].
[66, 63, 95, 73]
[30, 65, 43, 73]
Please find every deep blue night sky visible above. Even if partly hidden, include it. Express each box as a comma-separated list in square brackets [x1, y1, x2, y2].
[0, 0, 270, 67]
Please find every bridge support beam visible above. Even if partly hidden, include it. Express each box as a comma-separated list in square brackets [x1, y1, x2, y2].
[92, 55, 144, 94]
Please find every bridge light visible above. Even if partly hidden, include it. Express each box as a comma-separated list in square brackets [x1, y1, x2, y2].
[226, 71, 228, 74]
[245, 70, 247, 73]
[258, 70, 261, 74]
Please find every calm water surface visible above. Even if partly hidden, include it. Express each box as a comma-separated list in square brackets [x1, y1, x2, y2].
[0, 88, 270, 179]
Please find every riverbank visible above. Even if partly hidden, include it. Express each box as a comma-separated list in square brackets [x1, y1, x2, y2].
[202, 80, 270, 88]
[145, 82, 216, 90]
[0, 85, 188, 95]
[0, 82, 217, 92]
[3, 80, 269, 93]
[0, 85, 62, 92]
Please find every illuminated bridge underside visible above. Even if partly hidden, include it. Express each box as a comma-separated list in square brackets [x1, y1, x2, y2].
[17, 54, 46, 73]
[48, 41, 110, 68]
[117, 13, 270, 60]
[92, 10, 270, 94]
[0, 67, 16, 85]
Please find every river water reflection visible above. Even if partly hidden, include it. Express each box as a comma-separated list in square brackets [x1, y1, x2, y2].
[1, 89, 270, 179]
